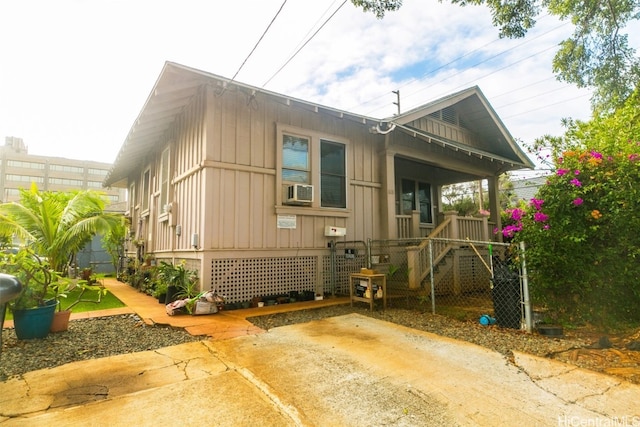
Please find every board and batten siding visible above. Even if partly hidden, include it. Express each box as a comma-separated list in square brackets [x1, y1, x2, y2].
[148, 90, 205, 253]
[411, 116, 479, 147]
[198, 85, 383, 252]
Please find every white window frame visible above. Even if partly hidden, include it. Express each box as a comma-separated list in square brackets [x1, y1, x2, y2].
[276, 124, 349, 211]
[141, 168, 151, 214]
[159, 147, 170, 221]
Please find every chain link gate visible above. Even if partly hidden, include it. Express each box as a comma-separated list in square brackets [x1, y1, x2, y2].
[360, 238, 531, 331]
[425, 238, 528, 330]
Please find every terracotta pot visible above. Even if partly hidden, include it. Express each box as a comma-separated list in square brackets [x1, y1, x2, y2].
[50, 310, 72, 333]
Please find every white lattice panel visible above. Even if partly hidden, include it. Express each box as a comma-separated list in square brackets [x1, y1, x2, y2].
[211, 256, 317, 303]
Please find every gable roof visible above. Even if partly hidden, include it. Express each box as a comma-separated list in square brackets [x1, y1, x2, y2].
[390, 86, 535, 170]
[104, 62, 534, 187]
[104, 62, 383, 187]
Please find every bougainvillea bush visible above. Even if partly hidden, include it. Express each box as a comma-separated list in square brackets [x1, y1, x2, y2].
[505, 90, 640, 326]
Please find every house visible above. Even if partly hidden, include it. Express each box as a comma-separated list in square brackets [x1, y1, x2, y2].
[511, 175, 548, 202]
[104, 62, 534, 302]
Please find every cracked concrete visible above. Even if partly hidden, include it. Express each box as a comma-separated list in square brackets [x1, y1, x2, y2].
[1, 314, 639, 426]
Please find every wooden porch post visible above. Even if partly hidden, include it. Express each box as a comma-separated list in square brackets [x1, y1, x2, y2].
[444, 211, 459, 239]
[411, 210, 420, 237]
[487, 176, 501, 242]
[381, 147, 397, 239]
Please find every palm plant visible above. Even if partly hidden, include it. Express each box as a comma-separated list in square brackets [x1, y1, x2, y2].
[0, 185, 122, 309]
[0, 184, 121, 273]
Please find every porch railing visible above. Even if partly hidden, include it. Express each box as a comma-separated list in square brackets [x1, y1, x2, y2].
[404, 211, 491, 288]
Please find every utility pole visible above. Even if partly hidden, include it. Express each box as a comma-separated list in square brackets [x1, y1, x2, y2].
[392, 90, 400, 115]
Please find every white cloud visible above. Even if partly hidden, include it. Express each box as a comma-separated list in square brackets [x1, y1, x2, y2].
[0, 0, 620, 171]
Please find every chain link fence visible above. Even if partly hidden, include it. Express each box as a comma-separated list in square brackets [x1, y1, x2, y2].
[334, 238, 529, 330]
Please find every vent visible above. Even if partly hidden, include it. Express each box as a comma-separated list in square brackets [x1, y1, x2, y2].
[286, 184, 313, 204]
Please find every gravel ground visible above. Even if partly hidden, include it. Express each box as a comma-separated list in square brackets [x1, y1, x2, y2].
[0, 314, 202, 381]
[2, 305, 639, 384]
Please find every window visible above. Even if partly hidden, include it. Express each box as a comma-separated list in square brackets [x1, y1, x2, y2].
[141, 169, 150, 212]
[6, 174, 44, 183]
[400, 179, 432, 223]
[282, 134, 309, 183]
[50, 164, 83, 173]
[320, 140, 346, 208]
[160, 148, 170, 211]
[129, 183, 136, 212]
[7, 160, 45, 169]
[417, 182, 432, 223]
[88, 168, 108, 176]
[49, 177, 83, 186]
[279, 125, 349, 210]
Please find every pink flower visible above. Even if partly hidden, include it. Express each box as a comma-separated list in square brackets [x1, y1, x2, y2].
[502, 224, 522, 238]
[572, 198, 583, 206]
[509, 208, 524, 221]
[590, 151, 602, 159]
[574, 170, 580, 175]
[570, 178, 582, 187]
[533, 212, 549, 222]
[557, 169, 569, 176]
[530, 198, 544, 211]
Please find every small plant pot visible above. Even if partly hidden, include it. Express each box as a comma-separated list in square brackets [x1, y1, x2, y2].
[257, 302, 265, 308]
[50, 309, 72, 333]
[165, 286, 180, 304]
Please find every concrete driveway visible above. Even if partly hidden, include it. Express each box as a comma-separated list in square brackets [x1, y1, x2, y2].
[1, 314, 638, 426]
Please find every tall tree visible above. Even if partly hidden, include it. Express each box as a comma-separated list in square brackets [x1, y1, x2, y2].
[351, 0, 640, 111]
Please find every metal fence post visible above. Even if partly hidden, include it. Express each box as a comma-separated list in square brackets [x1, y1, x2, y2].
[428, 239, 436, 315]
[520, 241, 533, 333]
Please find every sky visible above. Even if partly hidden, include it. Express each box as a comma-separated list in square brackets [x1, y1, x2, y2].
[1, 0, 637, 177]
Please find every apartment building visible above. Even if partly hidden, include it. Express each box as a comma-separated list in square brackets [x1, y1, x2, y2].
[0, 136, 126, 211]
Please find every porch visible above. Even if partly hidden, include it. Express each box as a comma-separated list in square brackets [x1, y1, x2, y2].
[395, 210, 493, 241]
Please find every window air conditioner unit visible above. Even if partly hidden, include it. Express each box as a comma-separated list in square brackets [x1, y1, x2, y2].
[287, 184, 314, 204]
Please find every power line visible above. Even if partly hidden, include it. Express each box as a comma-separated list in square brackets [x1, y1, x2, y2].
[262, 0, 348, 88]
[357, 20, 568, 114]
[397, 25, 568, 108]
[228, 0, 289, 85]
[494, 84, 573, 109]
[491, 76, 556, 99]
[502, 93, 591, 119]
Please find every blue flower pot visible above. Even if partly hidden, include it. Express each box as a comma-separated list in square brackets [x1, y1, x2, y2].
[13, 299, 57, 340]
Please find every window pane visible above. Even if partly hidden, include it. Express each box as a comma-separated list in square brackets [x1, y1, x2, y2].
[160, 149, 169, 208]
[142, 170, 150, 211]
[320, 140, 345, 175]
[401, 179, 415, 214]
[321, 175, 345, 208]
[418, 182, 432, 223]
[283, 134, 309, 170]
[321, 140, 346, 208]
[282, 169, 309, 183]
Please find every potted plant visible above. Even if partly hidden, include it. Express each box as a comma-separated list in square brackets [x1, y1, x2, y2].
[0, 249, 59, 339]
[50, 272, 108, 332]
[153, 280, 168, 304]
[157, 261, 199, 304]
[0, 185, 122, 339]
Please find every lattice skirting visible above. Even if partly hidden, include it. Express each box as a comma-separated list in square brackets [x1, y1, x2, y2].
[211, 256, 320, 303]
